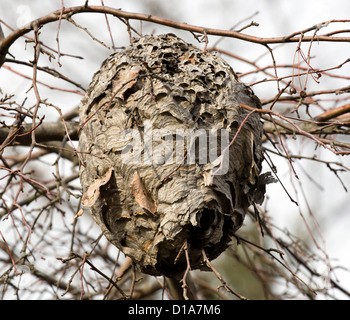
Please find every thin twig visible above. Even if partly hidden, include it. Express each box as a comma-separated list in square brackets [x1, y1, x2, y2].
[56, 0, 65, 67]
[202, 250, 247, 300]
[180, 240, 191, 300]
[235, 235, 317, 297]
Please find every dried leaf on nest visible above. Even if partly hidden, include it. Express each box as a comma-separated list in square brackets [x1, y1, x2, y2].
[112, 65, 142, 100]
[130, 171, 157, 215]
[75, 168, 113, 218]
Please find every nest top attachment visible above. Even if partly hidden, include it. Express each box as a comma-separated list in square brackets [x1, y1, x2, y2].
[78, 33, 268, 278]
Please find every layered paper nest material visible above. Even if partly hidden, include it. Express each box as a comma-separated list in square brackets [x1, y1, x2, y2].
[78, 33, 269, 278]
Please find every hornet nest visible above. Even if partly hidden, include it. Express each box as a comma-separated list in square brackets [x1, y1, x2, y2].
[78, 33, 272, 279]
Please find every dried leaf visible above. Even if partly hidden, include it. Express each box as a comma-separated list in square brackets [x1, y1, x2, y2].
[203, 156, 222, 186]
[74, 207, 85, 219]
[112, 65, 142, 100]
[75, 168, 113, 219]
[130, 172, 157, 215]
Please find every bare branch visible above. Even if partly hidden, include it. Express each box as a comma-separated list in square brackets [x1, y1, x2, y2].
[1, 6, 350, 66]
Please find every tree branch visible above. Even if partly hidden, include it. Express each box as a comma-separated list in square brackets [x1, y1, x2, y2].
[0, 121, 79, 146]
[1, 6, 350, 66]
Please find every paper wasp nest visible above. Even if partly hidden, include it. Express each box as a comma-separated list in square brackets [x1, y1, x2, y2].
[78, 33, 269, 278]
